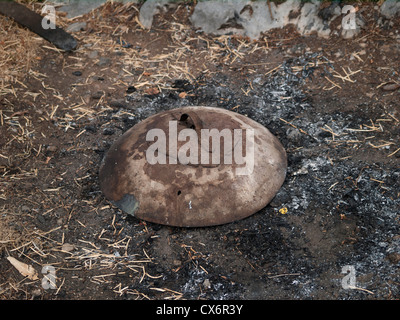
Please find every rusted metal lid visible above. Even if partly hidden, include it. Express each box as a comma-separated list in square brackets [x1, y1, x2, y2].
[99, 106, 287, 227]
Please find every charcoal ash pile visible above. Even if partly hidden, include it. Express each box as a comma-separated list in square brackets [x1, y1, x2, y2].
[113, 50, 400, 298]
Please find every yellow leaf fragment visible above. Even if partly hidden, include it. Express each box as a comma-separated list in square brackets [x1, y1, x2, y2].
[279, 207, 288, 215]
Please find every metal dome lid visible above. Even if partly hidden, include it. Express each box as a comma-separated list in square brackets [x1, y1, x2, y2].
[99, 106, 287, 227]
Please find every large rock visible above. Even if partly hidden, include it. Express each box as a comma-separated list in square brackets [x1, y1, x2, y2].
[190, 0, 341, 39]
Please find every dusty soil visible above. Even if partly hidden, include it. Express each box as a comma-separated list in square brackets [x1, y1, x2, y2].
[0, 2, 399, 300]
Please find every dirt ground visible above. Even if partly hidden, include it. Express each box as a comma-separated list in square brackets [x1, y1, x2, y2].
[0, 1, 399, 300]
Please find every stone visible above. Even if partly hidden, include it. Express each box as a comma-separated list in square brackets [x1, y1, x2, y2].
[96, 57, 111, 67]
[61, 243, 75, 252]
[47, 145, 58, 152]
[109, 99, 127, 109]
[341, 27, 360, 40]
[99, 106, 287, 227]
[387, 252, 400, 264]
[57, 0, 108, 19]
[91, 91, 104, 99]
[382, 83, 400, 91]
[21, 205, 30, 213]
[102, 127, 115, 135]
[380, 0, 400, 19]
[66, 21, 87, 33]
[87, 50, 99, 59]
[173, 259, 182, 266]
[190, 0, 340, 40]
[203, 279, 211, 289]
[139, 0, 171, 29]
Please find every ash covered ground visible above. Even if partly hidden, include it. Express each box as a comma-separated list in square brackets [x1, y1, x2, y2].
[0, 2, 399, 300]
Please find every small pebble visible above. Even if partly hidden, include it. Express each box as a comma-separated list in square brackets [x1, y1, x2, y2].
[61, 243, 75, 252]
[47, 145, 57, 152]
[88, 51, 99, 59]
[21, 205, 30, 213]
[109, 99, 127, 109]
[103, 128, 115, 135]
[382, 83, 400, 91]
[66, 21, 87, 33]
[31, 289, 42, 299]
[173, 259, 182, 266]
[72, 71, 82, 76]
[387, 252, 400, 264]
[203, 279, 211, 289]
[37, 214, 46, 225]
[92, 91, 104, 99]
[334, 51, 342, 58]
[96, 57, 111, 67]
[84, 125, 97, 133]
